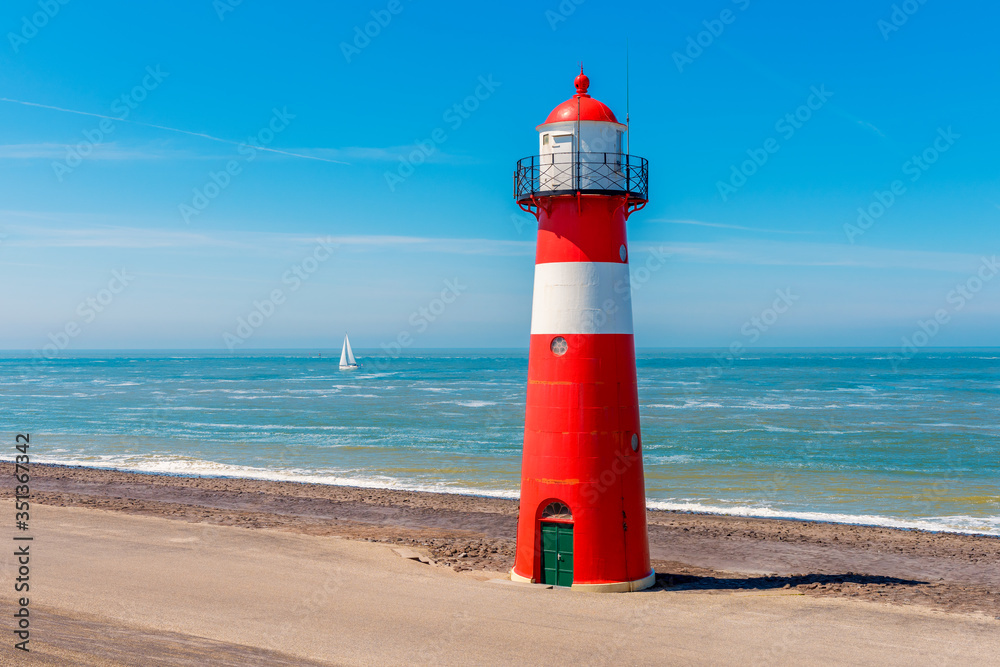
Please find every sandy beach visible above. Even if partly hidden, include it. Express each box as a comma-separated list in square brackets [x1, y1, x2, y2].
[4, 463, 999, 665]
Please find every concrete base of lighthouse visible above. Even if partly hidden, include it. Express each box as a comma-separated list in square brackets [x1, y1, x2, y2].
[510, 568, 656, 593]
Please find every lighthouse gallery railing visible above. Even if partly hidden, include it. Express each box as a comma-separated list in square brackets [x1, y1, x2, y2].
[514, 152, 648, 202]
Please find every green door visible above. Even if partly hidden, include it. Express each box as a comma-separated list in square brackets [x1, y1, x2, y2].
[540, 522, 574, 587]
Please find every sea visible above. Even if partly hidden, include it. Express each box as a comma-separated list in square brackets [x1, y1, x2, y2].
[2, 349, 998, 536]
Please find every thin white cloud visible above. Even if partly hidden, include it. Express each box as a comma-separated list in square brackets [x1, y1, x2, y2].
[0, 99, 477, 166]
[289, 146, 480, 165]
[856, 120, 887, 139]
[0, 142, 196, 161]
[4, 211, 984, 270]
[632, 239, 992, 273]
[318, 234, 531, 254]
[1, 222, 239, 249]
[651, 218, 817, 235]
[0, 219, 533, 256]
[702, 44, 893, 149]
[0, 142, 477, 166]
[0, 97, 349, 165]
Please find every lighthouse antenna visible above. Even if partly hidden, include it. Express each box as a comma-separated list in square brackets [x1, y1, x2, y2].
[576, 65, 582, 193]
[626, 38, 631, 155]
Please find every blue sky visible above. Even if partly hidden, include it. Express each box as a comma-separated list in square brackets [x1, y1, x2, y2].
[0, 0, 997, 352]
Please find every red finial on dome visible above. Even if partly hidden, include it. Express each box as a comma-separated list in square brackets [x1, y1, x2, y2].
[539, 67, 622, 126]
[574, 67, 590, 97]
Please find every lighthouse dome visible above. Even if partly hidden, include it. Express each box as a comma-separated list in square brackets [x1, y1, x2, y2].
[539, 71, 622, 126]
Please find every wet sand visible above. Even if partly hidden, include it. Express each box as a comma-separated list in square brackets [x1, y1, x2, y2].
[9, 463, 999, 620]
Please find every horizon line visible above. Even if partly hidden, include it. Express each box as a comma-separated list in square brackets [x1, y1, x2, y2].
[2, 346, 998, 353]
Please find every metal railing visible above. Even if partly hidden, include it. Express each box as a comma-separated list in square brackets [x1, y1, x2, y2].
[514, 152, 648, 202]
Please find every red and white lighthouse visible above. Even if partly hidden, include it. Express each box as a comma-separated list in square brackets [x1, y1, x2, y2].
[511, 70, 653, 591]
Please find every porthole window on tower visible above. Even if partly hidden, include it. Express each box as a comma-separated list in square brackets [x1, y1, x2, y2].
[631, 433, 640, 452]
[541, 501, 572, 520]
[550, 336, 568, 356]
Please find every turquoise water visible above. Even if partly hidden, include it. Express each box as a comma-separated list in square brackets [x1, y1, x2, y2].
[1, 349, 998, 535]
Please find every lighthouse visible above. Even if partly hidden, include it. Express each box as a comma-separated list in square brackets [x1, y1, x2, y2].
[511, 70, 653, 592]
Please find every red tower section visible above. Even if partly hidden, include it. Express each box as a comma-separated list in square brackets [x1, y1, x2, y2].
[511, 71, 653, 591]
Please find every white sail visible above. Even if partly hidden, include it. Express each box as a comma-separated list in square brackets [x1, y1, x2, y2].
[340, 334, 358, 368]
[344, 335, 357, 365]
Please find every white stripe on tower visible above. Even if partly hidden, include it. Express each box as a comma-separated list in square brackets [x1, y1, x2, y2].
[529, 262, 633, 335]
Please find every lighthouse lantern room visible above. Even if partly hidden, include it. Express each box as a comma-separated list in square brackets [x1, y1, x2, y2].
[511, 69, 653, 592]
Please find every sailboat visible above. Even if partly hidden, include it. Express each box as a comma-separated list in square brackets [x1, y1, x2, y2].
[339, 334, 359, 370]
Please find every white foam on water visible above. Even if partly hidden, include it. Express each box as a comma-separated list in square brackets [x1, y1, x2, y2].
[761, 424, 800, 433]
[13, 455, 998, 537]
[644, 500, 1000, 536]
[116, 406, 235, 412]
[920, 423, 998, 430]
[21, 455, 521, 501]
[647, 401, 723, 409]
[161, 422, 371, 431]
[281, 388, 346, 394]
[645, 454, 696, 463]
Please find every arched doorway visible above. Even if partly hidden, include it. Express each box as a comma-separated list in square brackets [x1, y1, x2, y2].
[540, 501, 573, 587]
